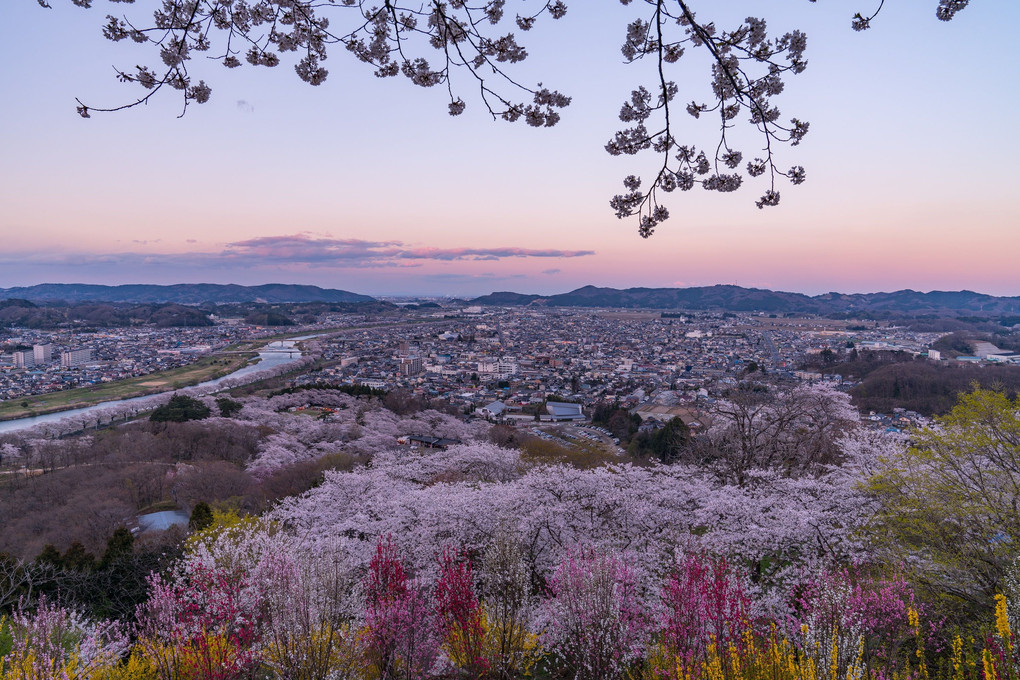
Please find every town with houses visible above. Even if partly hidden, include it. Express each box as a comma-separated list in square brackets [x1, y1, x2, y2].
[0, 324, 258, 403]
[4, 303, 1019, 435]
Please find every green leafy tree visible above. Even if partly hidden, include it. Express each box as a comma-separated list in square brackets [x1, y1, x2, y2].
[61, 542, 96, 572]
[61, 533, 182, 623]
[868, 388, 1020, 621]
[34, 544, 63, 570]
[592, 401, 640, 443]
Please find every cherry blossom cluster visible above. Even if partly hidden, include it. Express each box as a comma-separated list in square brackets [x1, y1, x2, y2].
[60, 0, 571, 125]
[2, 480, 992, 679]
[541, 548, 650, 680]
[608, 2, 812, 234]
[237, 394, 488, 477]
[0, 596, 130, 679]
[272, 424, 885, 610]
[14, 355, 316, 440]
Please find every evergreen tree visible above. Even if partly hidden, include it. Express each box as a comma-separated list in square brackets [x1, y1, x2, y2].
[150, 394, 211, 423]
[188, 502, 214, 532]
[100, 527, 134, 568]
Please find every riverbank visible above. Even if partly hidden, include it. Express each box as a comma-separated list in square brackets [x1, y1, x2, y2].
[0, 352, 257, 423]
[0, 320, 448, 429]
[0, 339, 314, 435]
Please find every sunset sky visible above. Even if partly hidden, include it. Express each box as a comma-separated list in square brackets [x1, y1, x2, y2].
[1, 1, 1018, 298]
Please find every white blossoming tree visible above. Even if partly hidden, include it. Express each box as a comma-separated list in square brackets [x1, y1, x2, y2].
[40, 0, 973, 233]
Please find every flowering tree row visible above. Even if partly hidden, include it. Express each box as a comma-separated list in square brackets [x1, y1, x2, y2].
[271, 427, 877, 605]
[10, 353, 317, 440]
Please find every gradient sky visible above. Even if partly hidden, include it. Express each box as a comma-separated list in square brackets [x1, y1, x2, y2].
[1, 1, 1018, 297]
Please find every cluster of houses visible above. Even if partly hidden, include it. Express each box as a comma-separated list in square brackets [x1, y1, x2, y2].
[0, 324, 263, 402]
[5, 302, 1009, 437]
[289, 307, 961, 431]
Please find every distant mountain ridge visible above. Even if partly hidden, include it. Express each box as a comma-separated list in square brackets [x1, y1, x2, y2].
[470, 285, 1020, 315]
[2, 283, 1018, 314]
[0, 283, 374, 304]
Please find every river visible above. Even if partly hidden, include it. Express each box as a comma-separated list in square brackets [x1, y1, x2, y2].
[0, 339, 307, 435]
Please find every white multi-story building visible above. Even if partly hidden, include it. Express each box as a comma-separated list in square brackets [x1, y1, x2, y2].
[61, 347, 92, 368]
[478, 356, 518, 380]
[33, 344, 53, 364]
[13, 350, 35, 369]
[399, 356, 423, 375]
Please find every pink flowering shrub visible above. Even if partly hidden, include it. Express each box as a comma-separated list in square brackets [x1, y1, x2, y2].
[137, 561, 266, 680]
[434, 547, 488, 677]
[363, 537, 441, 680]
[792, 566, 930, 676]
[0, 597, 129, 680]
[656, 552, 750, 676]
[542, 548, 650, 680]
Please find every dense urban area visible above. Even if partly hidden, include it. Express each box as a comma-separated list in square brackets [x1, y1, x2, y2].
[4, 300, 1019, 427]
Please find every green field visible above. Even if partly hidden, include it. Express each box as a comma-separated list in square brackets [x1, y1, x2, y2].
[0, 353, 256, 422]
